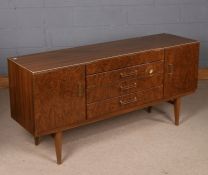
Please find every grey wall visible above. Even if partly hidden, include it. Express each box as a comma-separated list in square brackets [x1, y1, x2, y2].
[0, 0, 208, 75]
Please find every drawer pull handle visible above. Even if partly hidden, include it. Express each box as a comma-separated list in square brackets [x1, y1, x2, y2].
[120, 97, 137, 105]
[120, 82, 137, 90]
[120, 70, 138, 78]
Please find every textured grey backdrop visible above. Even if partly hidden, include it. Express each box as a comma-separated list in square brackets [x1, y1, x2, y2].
[0, 0, 208, 75]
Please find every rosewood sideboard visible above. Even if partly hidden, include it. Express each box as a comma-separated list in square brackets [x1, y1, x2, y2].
[8, 33, 199, 164]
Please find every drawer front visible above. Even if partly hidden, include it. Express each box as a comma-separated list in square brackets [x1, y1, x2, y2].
[87, 60, 164, 88]
[87, 74, 163, 103]
[86, 49, 164, 75]
[87, 86, 163, 119]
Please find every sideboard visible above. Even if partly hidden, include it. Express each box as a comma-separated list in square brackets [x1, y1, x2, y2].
[8, 33, 199, 164]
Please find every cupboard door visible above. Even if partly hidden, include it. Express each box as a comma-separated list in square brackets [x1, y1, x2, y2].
[164, 43, 199, 98]
[33, 66, 86, 135]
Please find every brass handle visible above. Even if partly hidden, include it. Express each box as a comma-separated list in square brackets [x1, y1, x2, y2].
[120, 70, 138, 78]
[149, 69, 154, 75]
[145, 68, 154, 76]
[168, 64, 173, 75]
[120, 82, 137, 90]
[120, 97, 137, 105]
[78, 83, 84, 97]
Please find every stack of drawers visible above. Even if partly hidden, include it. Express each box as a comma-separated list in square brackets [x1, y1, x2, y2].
[86, 49, 165, 119]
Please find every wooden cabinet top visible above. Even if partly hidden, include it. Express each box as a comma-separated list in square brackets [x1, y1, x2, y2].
[9, 33, 198, 73]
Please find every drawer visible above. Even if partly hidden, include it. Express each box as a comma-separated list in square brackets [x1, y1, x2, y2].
[86, 49, 164, 75]
[87, 74, 163, 103]
[87, 60, 164, 88]
[87, 86, 163, 119]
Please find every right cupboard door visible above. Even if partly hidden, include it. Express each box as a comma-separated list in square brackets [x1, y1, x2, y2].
[164, 43, 199, 98]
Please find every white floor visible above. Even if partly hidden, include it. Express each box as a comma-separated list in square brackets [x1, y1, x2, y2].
[0, 81, 208, 175]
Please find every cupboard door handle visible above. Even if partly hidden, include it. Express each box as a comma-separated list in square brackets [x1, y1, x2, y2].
[120, 82, 137, 90]
[168, 64, 173, 75]
[78, 83, 84, 97]
[120, 70, 138, 78]
[120, 97, 137, 105]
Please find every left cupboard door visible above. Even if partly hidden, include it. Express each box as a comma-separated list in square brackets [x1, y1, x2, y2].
[33, 65, 86, 135]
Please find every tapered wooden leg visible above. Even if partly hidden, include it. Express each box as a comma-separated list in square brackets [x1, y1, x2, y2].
[147, 106, 152, 113]
[34, 137, 40, 146]
[174, 98, 180, 126]
[54, 131, 62, 165]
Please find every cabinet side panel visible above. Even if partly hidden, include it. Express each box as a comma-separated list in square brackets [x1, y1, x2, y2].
[8, 60, 34, 135]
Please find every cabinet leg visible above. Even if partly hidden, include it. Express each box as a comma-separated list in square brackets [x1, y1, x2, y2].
[54, 131, 62, 165]
[174, 98, 180, 126]
[147, 106, 152, 113]
[34, 137, 40, 146]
